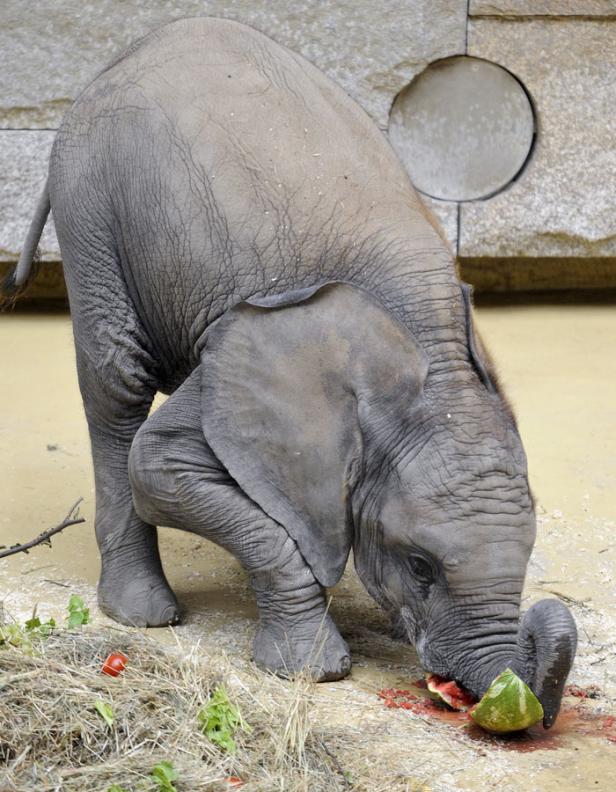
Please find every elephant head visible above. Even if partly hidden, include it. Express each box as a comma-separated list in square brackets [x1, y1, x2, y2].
[200, 281, 576, 727]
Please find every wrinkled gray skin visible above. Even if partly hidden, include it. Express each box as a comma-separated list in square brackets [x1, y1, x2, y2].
[8, 18, 576, 727]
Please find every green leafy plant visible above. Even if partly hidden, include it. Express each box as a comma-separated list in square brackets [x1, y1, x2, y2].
[197, 684, 250, 754]
[94, 699, 115, 728]
[0, 608, 56, 648]
[150, 760, 179, 792]
[25, 614, 56, 637]
[0, 622, 25, 648]
[66, 595, 90, 627]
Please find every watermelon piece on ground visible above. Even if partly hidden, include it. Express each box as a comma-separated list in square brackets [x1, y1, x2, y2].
[426, 674, 476, 711]
[470, 668, 544, 734]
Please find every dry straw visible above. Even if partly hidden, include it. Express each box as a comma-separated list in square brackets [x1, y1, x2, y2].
[0, 625, 351, 792]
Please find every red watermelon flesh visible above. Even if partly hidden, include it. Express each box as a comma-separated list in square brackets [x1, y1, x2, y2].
[426, 674, 477, 711]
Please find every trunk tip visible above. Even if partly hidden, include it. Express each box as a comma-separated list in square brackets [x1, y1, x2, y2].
[542, 708, 557, 729]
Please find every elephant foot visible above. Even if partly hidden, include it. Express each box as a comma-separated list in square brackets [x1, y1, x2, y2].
[98, 567, 181, 627]
[253, 609, 351, 681]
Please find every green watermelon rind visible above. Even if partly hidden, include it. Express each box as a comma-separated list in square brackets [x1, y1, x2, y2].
[470, 668, 544, 734]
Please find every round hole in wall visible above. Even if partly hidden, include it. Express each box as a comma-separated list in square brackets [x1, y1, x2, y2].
[388, 56, 535, 202]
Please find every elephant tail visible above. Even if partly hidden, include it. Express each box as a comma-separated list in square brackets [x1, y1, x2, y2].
[1, 181, 51, 310]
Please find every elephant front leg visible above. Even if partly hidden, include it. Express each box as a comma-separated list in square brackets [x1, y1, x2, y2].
[128, 370, 351, 680]
[246, 529, 351, 681]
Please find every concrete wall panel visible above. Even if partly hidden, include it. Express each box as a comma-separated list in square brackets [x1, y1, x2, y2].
[0, 1, 465, 273]
[460, 17, 616, 260]
[1, 1, 467, 132]
[2, 2, 614, 293]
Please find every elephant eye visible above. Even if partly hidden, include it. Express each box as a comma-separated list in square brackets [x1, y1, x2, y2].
[408, 554, 435, 583]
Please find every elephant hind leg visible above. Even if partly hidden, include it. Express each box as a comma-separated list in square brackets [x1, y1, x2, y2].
[59, 237, 180, 627]
[77, 336, 180, 627]
[128, 369, 351, 681]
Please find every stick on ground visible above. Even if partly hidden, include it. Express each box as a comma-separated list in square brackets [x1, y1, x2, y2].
[0, 499, 85, 560]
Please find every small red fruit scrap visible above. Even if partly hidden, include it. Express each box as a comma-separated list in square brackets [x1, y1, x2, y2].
[565, 684, 601, 700]
[225, 778, 244, 788]
[101, 651, 128, 677]
[377, 686, 469, 721]
[378, 688, 420, 710]
[601, 716, 616, 744]
[564, 684, 616, 744]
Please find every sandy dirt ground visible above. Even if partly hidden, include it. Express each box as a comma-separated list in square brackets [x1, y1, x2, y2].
[1, 299, 615, 790]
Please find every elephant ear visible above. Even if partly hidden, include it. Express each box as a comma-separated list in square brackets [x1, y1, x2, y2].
[461, 282, 497, 393]
[200, 282, 428, 587]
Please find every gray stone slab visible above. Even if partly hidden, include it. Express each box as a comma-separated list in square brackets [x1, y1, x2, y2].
[470, 1, 616, 15]
[460, 18, 616, 259]
[1, 1, 466, 131]
[0, 132, 59, 262]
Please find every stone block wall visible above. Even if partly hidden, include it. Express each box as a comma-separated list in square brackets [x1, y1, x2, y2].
[462, 1, 616, 290]
[1, 1, 614, 297]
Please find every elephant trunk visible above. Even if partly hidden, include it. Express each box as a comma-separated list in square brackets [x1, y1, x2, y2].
[449, 598, 577, 729]
[510, 598, 577, 728]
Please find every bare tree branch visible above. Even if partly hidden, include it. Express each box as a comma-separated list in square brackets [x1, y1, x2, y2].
[0, 499, 85, 560]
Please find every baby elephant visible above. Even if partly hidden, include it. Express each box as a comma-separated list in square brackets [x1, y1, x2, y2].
[6, 17, 576, 726]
